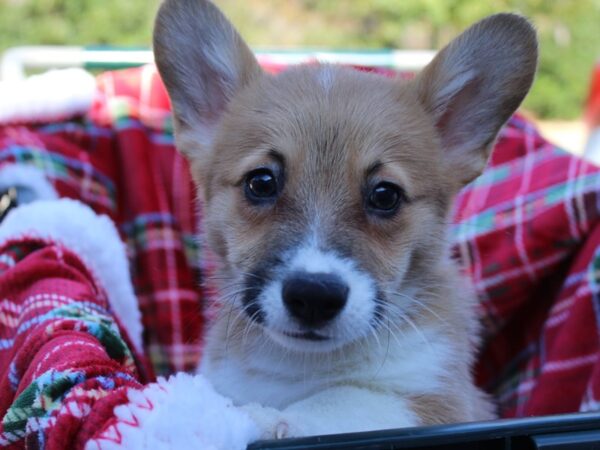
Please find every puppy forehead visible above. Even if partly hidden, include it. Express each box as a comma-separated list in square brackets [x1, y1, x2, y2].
[215, 66, 442, 185]
[261, 65, 424, 135]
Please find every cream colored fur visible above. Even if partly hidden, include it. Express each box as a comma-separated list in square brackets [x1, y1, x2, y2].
[153, 0, 537, 439]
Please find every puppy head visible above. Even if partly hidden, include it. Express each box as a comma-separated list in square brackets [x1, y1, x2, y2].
[154, 0, 537, 352]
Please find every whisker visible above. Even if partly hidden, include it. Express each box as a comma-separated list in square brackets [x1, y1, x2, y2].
[379, 289, 449, 326]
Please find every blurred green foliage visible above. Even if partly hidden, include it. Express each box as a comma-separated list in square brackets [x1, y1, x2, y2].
[1, 0, 599, 119]
[0, 0, 159, 48]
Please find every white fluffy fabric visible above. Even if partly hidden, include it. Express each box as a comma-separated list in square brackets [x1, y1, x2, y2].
[86, 372, 260, 450]
[0, 164, 59, 201]
[0, 68, 96, 124]
[0, 198, 143, 350]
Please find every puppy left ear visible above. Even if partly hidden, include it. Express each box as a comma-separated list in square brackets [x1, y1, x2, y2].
[414, 13, 538, 185]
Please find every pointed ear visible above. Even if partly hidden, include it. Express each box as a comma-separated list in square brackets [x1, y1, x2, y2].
[414, 13, 537, 185]
[153, 0, 262, 160]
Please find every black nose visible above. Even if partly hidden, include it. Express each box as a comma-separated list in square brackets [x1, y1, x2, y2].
[282, 272, 349, 327]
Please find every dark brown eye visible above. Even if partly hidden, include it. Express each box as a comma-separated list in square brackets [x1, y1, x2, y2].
[245, 169, 278, 202]
[367, 182, 404, 215]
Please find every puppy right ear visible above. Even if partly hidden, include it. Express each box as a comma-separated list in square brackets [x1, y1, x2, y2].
[413, 14, 537, 186]
[153, 0, 262, 160]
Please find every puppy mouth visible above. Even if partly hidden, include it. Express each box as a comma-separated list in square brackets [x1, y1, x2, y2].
[283, 330, 330, 341]
[240, 255, 379, 351]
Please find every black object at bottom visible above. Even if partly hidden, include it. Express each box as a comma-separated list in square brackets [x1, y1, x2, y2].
[248, 412, 600, 450]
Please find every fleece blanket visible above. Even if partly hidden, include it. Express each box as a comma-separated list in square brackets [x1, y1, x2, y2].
[1, 64, 600, 448]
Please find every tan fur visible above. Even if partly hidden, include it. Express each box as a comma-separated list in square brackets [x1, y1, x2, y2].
[154, 0, 537, 437]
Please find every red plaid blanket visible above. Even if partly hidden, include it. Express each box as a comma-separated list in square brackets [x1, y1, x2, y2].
[1, 64, 600, 448]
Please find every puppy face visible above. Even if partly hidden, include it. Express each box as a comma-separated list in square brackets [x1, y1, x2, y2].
[201, 68, 452, 351]
[154, 0, 537, 352]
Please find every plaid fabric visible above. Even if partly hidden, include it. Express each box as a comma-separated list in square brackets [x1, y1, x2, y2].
[453, 116, 600, 417]
[2, 64, 600, 448]
[0, 112, 203, 377]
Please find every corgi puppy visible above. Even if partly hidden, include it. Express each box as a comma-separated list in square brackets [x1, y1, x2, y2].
[153, 0, 537, 439]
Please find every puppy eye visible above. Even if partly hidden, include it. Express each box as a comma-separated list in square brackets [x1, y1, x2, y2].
[367, 182, 404, 214]
[245, 168, 278, 202]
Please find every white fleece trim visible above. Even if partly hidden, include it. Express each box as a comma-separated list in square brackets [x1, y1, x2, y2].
[0, 68, 97, 124]
[0, 164, 59, 201]
[0, 198, 142, 350]
[86, 372, 260, 450]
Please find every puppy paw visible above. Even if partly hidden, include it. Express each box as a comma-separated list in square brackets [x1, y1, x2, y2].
[240, 403, 293, 440]
[274, 420, 289, 439]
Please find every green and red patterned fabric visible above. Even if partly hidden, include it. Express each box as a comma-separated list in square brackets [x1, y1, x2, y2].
[1, 64, 600, 448]
[0, 239, 144, 448]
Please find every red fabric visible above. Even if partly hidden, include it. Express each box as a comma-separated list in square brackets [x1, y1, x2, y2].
[585, 61, 600, 127]
[0, 240, 145, 449]
[0, 122, 203, 377]
[454, 119, 600, 416]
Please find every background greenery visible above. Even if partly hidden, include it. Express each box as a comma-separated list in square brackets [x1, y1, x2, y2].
[0, 0, 599, 119]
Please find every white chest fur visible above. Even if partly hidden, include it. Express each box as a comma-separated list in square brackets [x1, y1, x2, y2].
[199, 322, 455, 410]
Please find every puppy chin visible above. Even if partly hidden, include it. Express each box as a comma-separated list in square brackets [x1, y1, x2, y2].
[263, 326, 348, 353]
